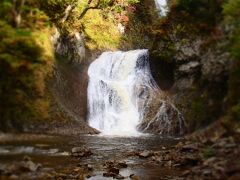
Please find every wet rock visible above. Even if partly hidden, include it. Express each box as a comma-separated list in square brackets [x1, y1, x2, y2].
[103, 172, 116, 177]
[153, 151, 162, 156]
[77, 164, 93, 172]
[178, 61, 201, 76]
[173, 163, 181, 168]
[86, 164, 93, 171]
[76, 174, 85, 180]
[203, 169, 212, 176]
[86, 174, 94, 178]
[88, 128, 101, 135]
[181, 170, 191, 177]
[71, 147, 93, 157]
[9, 174, 19, 179]
[108, 167, 119, 175]
[6, 159, 41, 174]
[73, 167, 82, 173]
[23, 155, 31, 161]
[41, 173, 55, 179]
[103, 166, 120, 178]
[103, 160, 127, 169]
[117, 161, 128, 168]
[181, 156, 199, 167]
[55, 173, 68, 179]
[103, 161, 115, 168]
[151, 156, 163, 164]
[127, 151, 139, 156]
[137, 101, 186, 136]
[166, 160, 173, 167]
[138, 150, 153, 158]
[225, 143, 237, 149]
[180, 143, 199, 152]
[115, 174, 125, 179]
[226, 162, 240, 176]
[22, 160, 41, 172]
[35, 144, 50, 148]
[0, 167, 4, 175]
[6, 164, 20, 174]
[130, 174, 140, 180]
[203, 157, 217, 166]
[49, 148, 59, 154]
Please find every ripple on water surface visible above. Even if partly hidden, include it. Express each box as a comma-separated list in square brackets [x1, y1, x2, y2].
[0, 133, 183, 179]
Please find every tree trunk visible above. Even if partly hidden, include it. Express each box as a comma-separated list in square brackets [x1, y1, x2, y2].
[12, 0, 25, 27]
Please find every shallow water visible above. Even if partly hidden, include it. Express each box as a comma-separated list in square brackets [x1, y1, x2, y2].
[0, 133, 183, 179]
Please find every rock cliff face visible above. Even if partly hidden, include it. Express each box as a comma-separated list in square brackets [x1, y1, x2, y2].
[150, 35, 231, 132]
[47, 30, 99, 134]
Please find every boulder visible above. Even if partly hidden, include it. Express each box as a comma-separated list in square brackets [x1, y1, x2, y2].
[138, 100, 186, 135]
[71, 147, 93, 157]
[138, 150, 153, 158]
[130, 174, 140, 180]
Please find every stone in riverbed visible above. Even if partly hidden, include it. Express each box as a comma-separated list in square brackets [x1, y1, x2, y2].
[179, 143, 199, 152]
[71, 147, 93, 157]
[108, 167, 119, 174]
[9, 174, 19, 179]
[104, 160, 128, 169]
[138, 150, 153, 158]
[117, 161, 128, 168]
[6, 158, 42, 174]
[55, 173, 68, 179]
[76, 163, 93, 171]
[127, 150, 139, 156]
[21, 160, 42, 172]
[115, 174, 125, 179]
[103, 166, 120, 178]
[23, 155, 31, 161]
[130, 174, 140, 180]
[103, 172, 116, 177]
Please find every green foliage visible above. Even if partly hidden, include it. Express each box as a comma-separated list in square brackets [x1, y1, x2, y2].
[169, 0, 225, 33]
[39, 0, 77, 26]
[202, 147, 216, 158]
[223, 0, 240, 59]
[0, 1, 54, 131]
[40, 0, 140, 49]
[223, 0, 240, 124]
[83, 10, 121, 50]
[231, 102, 240, 121]
[187, 97, 209, 129]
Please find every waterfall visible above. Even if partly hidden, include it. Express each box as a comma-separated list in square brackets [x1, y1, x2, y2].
[154, 0, 168, 16]
[88, 50, 156, 135]
[87, 50, 185, 136]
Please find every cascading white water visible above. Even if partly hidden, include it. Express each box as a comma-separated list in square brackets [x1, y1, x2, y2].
[154, 0, 168, 16]
[87, 50, 159, 136]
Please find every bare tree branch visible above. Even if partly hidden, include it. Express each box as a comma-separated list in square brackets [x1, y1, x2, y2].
[78, 0, 101, 19]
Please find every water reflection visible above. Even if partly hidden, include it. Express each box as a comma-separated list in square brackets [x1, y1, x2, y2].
[0, 134, 182, 179]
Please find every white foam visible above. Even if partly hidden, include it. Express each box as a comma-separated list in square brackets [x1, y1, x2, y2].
[87, 50, 158, 136]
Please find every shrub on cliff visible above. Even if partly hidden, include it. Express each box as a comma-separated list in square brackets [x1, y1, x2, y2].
[223, 0, 240, 126]
[0, 1, 54, 131]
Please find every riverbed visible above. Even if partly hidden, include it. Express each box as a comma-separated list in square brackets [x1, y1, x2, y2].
[0, 133, 183, 179]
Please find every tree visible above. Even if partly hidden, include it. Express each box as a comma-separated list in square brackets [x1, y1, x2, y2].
[11, 0, 25, 27]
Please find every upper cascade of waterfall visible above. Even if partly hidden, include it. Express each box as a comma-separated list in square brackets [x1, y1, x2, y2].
[88, 49, 158, 136]
[154, 0, 168, 16]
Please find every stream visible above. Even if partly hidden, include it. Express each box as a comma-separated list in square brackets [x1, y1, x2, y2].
[0, 133, 184, 179]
